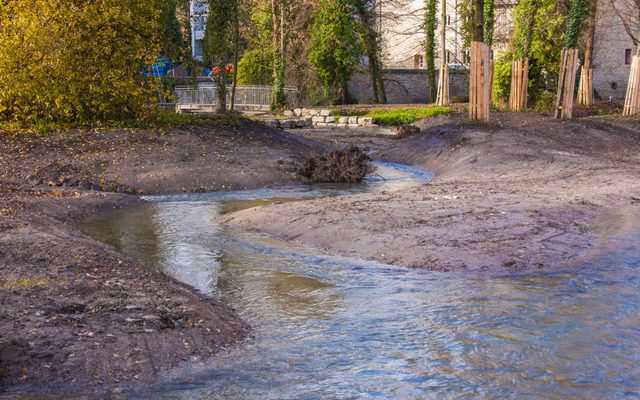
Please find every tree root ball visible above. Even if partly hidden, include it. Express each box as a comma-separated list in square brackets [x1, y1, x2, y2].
[299, 146, 373, 183]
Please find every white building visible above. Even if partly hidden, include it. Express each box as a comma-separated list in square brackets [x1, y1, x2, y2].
[379, 0, 518, 69]
[190, 0, 208, 61]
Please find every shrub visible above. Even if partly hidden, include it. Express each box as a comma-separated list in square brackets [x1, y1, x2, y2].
[0, 0, 161, 124]
[492, 52, 514, 106]
[237, 48, 274, 86]
[534, 90, 556, 113]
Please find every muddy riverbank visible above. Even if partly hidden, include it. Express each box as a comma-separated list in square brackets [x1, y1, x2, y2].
[0, 120, 319, 394]
[225, 113, 640, 271]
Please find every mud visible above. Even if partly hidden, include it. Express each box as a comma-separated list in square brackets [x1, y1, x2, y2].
[225, 113, 640, 271]
[0, 121, 319, 395]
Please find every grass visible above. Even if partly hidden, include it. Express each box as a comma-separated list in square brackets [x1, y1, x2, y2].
[0, 110, 243, 134]
[0, 277, 50, 290]
[334, 106, 452, 126]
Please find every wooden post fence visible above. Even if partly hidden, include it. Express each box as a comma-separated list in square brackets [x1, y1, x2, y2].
[436, 64, 450, 106]
[554, 48, 579, 120]
[623, 53, 640, 116]
[577, 59, 593, 106]
[509, 58, 529, 111]
[469, 41, 491, 122]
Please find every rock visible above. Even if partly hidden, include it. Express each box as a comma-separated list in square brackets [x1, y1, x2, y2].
[326, 123, 337, 128]
[304, 117, 313, 126]
[280, 120, 295, 129]
[263, 120, 280, 128]
[320, 109, 332, 117]
[295, 119, 307, 128]
[325, 116, 336, 123]
[358, 117, 374, 125]
[316, 122, 328, 127]
[337, 123, 348, 128]
[348, 116, 359, 125]
[283, 110, 295, 117]
[348, 124, 360, 128]
[306, 108, 319, 116]
[312, 116, 326, 123]
[338, 117, 349, 124]
[294, 108, 303, 117]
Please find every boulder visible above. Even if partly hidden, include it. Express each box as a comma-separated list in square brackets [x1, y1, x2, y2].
[283, 110, 295, 117]
[320, 109, 332, 117]
[264, 120, 280, 128]
[325, 116, 336, 123]
[280, 119, 295, 129]
[358, 117, 374, 125]
[294, 108, 303, 117]
[348, 116, 359, 125]
[312, 116, 326, 123]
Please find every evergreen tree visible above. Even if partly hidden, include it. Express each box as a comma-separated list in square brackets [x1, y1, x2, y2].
[203, 0, 237, 113]
[309, 0, 362, 104]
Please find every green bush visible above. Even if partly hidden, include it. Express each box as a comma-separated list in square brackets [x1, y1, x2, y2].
[0, 0, 161, 124]
[237, 48, 274, 86]
[534, 90, 556, 113]
[492, 52, 513, 106]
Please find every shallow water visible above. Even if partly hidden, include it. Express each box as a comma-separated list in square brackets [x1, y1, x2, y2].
[83, 162, 640, 399]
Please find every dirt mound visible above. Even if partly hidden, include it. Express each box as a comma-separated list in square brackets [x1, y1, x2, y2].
[299, 146, 372, 183]
[395, 124, 420, 139]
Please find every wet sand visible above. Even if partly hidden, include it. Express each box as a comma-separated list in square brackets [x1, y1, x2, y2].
[225, 113, 640, 271]
[0, 121, 318, 394]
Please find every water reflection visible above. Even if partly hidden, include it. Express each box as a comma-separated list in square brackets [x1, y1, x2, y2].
[83, 162, 640, 399]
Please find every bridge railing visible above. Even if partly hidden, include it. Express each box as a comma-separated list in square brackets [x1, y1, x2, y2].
[173, 85, 300, 111]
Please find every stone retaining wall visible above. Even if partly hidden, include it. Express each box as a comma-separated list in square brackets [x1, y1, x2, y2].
[263, 108, 375, 129]
[349, 69, 469, 104]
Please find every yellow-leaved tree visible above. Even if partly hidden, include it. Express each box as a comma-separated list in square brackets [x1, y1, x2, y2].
[0, 0, 161, 123]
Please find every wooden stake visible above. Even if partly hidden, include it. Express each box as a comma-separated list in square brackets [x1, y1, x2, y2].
[624, 55, 640, 116]
[555, 49, 579, 120]
[509, 58, 529, 110]
[469, 41, 491, 121]
[436, 64, 450, 106]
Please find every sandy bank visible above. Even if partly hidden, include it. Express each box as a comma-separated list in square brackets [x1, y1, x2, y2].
[0, 121, 319, 394]
[224, 113, 640, 271]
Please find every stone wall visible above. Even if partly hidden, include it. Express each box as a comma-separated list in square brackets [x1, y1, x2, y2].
[592, 0, 637, 101]
[349, 69, 469, 104]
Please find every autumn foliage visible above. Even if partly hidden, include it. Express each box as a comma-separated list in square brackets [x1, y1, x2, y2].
[0, 0, 161, 124]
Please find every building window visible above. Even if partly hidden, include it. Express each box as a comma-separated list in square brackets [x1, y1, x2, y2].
[414, 54, 424, 69]
[194, 39, 204, 60]
[463, 50, 470, 64]
[625, 49, 632, 65]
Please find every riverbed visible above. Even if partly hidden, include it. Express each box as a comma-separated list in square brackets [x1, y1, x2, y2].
[83, 162, 640, 399]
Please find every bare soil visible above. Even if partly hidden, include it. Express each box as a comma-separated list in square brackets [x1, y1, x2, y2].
[225, 113, 640, 271]
[0, 121, 319, 395]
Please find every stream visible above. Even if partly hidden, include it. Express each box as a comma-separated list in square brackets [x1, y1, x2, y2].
[83, 162, 640, 399]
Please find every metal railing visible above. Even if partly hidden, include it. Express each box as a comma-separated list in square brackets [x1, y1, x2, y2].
[174, 85, 300, 111]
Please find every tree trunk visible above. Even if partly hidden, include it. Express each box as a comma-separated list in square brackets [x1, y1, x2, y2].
[216, 74, 227, 114]
[436, 0, 449, 106]
[230, 1, 240, 111]
[555, 0, 589, 119]
[271, 0, 286, 109]
[425, 0, 438, 102]
[469, 0, 490, 121]
[577, 1, 596, 106]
